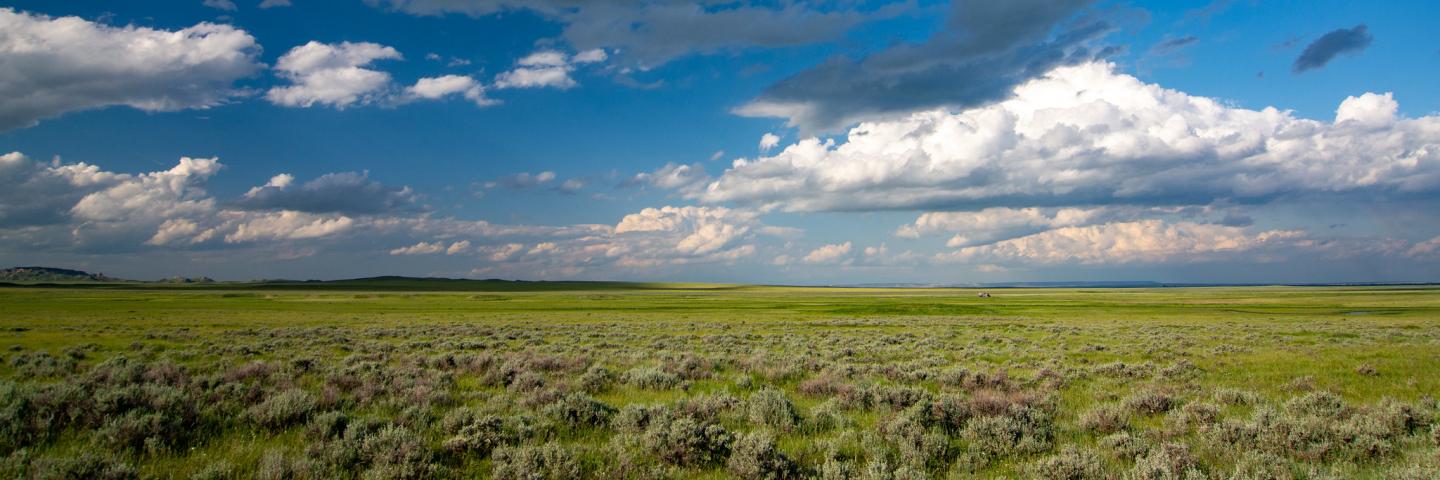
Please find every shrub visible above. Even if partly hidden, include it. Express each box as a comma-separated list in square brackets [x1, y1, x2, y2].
[613, 404, 671, 434]
[26, 452, 138, 480]
[1027, 447, 1105, 480]
[677, 392, 741, 424]
[1079, 403, 1129, 434]
[799, 372, 846, 397]
[307, 411, 351, 439]
[623, 367, 683, 390]
[727, 431, 801, 480]
[579, 364, 615, 393]
[1101, 431, 1148, 461]
[1163, 402, 1220, 435]
[601, 434, 681, 480]
[807, 399, 849, 432]
[1158, 360, 1199, 380]
[443, 414, 538, 456]
[359, 425, 438, 479]
[881, 407, 949, 469]
[491, 442, 582, 480]
[1284, 391, 1346, 418]
[256, 450, 289, 480]
[862, 459, 928, 480]
[506, 371, 547, 395]
[543, 393, 615, 429]
[9, 351, 77, 379]
[961, 404, 1054, 456]
[247, 388, 317, 430]
[1127, 443, 1201, 480]
[872, 385, 932, 411]
[818, 458, 857, 480]
[0, 380, 46, 452]
[748, 387, 801, 432]
[89, 381, 201, 455]
[1213, 388, 1259, 406]
[1123, 388, 1175, 415]
[643, 416, 733, 466]
[1228, 451, 1295, 480]
[439, 407, 481, 435]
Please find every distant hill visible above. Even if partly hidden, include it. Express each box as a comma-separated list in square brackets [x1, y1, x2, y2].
[0, 266, 121, 283]
[245, 276, 738, 292]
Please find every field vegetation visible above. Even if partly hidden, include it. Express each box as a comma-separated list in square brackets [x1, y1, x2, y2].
[1, 284, 1438, 478]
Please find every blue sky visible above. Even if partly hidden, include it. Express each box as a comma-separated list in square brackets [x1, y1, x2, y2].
[1, 0, 1438, 283]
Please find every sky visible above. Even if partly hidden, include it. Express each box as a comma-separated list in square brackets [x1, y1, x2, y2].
[1, 0, 1438, 284]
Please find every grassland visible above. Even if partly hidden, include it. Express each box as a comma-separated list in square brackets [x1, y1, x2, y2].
[1, 284, 1438, 479]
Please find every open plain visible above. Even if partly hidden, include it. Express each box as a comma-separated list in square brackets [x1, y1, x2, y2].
[2, 284, 1438, 479]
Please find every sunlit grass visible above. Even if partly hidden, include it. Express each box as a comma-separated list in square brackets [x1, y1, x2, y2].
[0, 285, 1437, 478]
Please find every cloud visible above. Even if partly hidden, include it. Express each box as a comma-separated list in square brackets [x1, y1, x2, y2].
[389, 204, 772, 276]
[0, 8, 262, 132]
[0, 153, 371, 251]
[69, 157, 222, 227]
[1334, 92, 1397, 128]
[735, 0, 1110, 133]
[259, 0, 292, 7]
[223, 211, 355, 243]
[938, 220, 1303, 264]
[1293, 25, 1372, 73]
[1150, 35, 1199, 56]
[203, 0, 238, 11]
[494, 49, 603, 90]
[405, 74, 496, 106]
[572, 48, 607, 64]
[488, 171, 557, 189]
[895, 207, 1118, 244]
[1, 152, 202, 228]
[557, 179, 585, 194]
[390, 239, 475, 256]
[367, 1, 898, 68]
[5, 151, 1431, 278]
[803, 241, 852, 264]
[390, 241, 445, 255]
[1408, 236, 1440, 259]
[0, 152, 121, 227]
[235, 171, 422, 215]
[623, 163, 709, 192]
[1142, 35, 1199, 68]
[615, 205, 756, 256]
[0, 151, 802, 278]
[0, 154, 230, 249]
[694, 62, 1440, 212]
[266, 41, 403, 108]
[484, 242, 524, 261]
[759, 133, 781, 152]
[147, 218, 213, 246]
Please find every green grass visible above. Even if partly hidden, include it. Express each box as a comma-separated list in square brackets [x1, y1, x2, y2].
[1, 285, 1437, 478]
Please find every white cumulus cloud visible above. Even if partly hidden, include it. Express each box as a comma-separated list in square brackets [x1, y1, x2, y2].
[693, 62, 1440, 212]
[939, 220, 1304, 265]
[406, 74, 496, 106]
[803, 241, 852, 264]
[759, 133, 781, 152]
[494, 49, 607, 90]
[0, 8, 262, 132]
[266, 41, 403, 108]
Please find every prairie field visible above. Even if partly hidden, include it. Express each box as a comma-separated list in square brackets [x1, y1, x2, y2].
[1, 284, 1439, 479]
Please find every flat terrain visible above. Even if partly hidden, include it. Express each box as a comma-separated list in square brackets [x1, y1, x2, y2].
[1, 285, 1438, 478]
